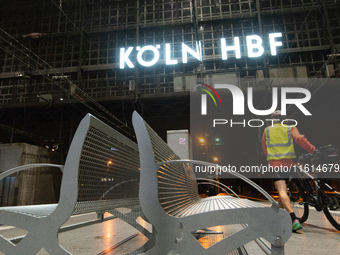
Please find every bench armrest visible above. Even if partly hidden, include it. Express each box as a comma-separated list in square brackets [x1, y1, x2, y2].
[156, 159, 278, 208]
[0, 164, 64, 181]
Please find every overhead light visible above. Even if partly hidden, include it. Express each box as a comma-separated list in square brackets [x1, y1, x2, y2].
[14, 71, 25, 77]
[52, 75, 69, 79]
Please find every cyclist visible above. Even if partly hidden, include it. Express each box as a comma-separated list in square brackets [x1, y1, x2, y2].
[262, 110, 316, 232]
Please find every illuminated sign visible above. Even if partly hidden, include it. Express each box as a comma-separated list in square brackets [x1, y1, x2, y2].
[120, 33, 283, 69]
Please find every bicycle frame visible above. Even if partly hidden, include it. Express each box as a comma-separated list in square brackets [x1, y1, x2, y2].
[292, 165, 324, 211]
[289, 147, 340, 230]
[292, 164, 340, 212]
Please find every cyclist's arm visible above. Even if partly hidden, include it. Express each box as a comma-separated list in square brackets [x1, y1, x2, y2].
[291, 127, 316, 154]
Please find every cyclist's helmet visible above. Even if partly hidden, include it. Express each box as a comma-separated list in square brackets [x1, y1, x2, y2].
[271, 110, 282, 118]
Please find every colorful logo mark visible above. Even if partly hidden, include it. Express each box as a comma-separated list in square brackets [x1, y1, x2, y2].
[196, 82, 222, 106]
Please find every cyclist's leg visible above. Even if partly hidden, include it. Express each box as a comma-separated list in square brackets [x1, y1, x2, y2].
[275, 180, 294, 213]
[275, 179, 303, 231]
[278, 197, 284, 209]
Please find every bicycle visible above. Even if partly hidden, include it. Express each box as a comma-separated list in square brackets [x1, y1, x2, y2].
[288, 145, 340, 231]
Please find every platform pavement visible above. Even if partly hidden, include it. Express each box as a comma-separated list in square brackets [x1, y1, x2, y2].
[0, 203, 339, 255]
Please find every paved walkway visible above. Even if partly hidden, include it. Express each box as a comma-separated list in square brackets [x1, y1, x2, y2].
[0, 203, 339, 255]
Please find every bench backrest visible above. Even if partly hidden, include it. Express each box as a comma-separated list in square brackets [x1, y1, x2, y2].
[134, 112, 200, 216]
[56, 114, 140, 217]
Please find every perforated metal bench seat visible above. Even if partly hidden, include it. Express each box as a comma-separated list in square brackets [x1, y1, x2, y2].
[0, 204, 58, 218]
[0, 114, 145, 255]
[169, 196, 267, 217]
[73, 198, 140, 215]
[132, 111, 292, 255]
[0, 197, 140, 218]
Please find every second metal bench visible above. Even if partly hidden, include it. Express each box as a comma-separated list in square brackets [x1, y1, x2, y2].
[132, 111, 292, 255]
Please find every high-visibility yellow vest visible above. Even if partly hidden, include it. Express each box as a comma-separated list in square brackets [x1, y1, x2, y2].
[265, 123, 296, 161]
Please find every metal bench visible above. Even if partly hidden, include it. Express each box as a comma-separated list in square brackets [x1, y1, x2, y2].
[132, 111, 292, 255]
[0, 113, 149, 255]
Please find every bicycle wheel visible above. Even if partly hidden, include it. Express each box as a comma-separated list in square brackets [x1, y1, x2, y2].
[288, 180, 309, 223]
[322, 179, 340, 231]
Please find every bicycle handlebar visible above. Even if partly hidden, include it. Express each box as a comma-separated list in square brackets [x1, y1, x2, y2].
[297, 145, 338, 165]
[297, 151, 317, 162]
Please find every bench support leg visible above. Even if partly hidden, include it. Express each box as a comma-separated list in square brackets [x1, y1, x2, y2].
[45, 240, 72, 255]
[271, 244, 284, 255]
[0, 235, 15, 254]
[142, 226, 156, 252]
[97, 212, 104, 222]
